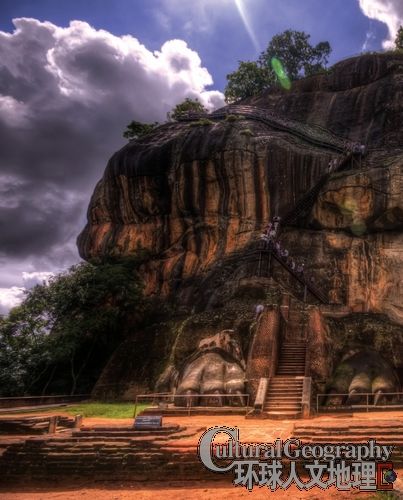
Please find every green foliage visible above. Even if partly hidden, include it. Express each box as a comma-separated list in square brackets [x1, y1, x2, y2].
[368, 492, 399, 500]
[224, 61, 273, 103]
[189, 118, 214, 127]
[224, 30, 331, 102]
[168, 97, 208, 121]
[0, 260, 145, 397]
[64, 401, 149, 418]
[240, 128, 253, 137]
[259, 30, 331, 80]
[395, 26, 403, 50]
[123, 120, 159, 140]
[225, 114, 245, 122]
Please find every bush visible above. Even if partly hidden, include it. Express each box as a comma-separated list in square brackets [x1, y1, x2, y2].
[240, 128, 254, 137]
[189, 118, 214, 127]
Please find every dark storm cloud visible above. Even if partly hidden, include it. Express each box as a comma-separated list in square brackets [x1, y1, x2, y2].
[0, 17, 224, 311]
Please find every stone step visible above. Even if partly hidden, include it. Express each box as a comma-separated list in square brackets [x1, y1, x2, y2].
[267, 396, 302, 400]
[280, 348, 306, 351]
[74, 428, 180, 437]
[265, 411, 301, 419]
[294, 425, 403, 434]
[264, 399, 301, 405]
[294, 432, 403, 438]
[271, 378, 303, 382]
[295, 435, 403, 444]
[271, 376, 304, 380]
[73, 431, 178, 438]
[264, 404, 302, 410]
[277, 361, 305, 365]
[265, 396, 301, 404]
[277, 366, 305, 369]
[276, 372, 305, 374]
[266, 401, 302, 407]
[280, 351, 306, 354]
[280, 346, 306, 349]
[281, 347, 306, 350]
[272, 375, 304, 378]
[279, 352, 305, 356]
[269, 385, 303, 389]
[278, 364, 305, 367]
[279, 352, 305, 355]
[268, 389, 303, 394]
[276, 372, 305, 375]
[277, 364, 305, 367]
[270, 379, 304, 382]
[277, 368, 305, 371]
[282, 343, 306, 346]
[269, 393, 302, 397]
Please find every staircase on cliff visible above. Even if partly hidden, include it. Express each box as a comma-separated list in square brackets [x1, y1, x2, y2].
[263, 342, 306, 418]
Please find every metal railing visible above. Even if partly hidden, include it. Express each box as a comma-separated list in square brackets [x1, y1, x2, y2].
[210, 104, 353, 153]
[0, 394, 91, 409]
[134, 392, 251, 417]
[316, 392, 403, 413]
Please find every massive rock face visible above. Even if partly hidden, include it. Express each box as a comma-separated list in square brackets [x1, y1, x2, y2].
[78, 117, 337, 297]
[78, 53, 403, 399]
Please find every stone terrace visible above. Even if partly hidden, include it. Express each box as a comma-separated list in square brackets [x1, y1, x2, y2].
[1, 411, 403, 486]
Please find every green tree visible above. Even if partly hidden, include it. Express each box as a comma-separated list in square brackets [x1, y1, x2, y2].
[168, 97, 208, 121]
[224, 30, 331, 102]
[123, 120, 159, 139]
[259, 30, 331, 80]
[395, 26, 403, 50]
[0, 259, 145, 396]
[224, 61, 273, 103]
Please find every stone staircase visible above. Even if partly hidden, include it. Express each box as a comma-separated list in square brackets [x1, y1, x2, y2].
[293, 419, 403, 465]
[264, 342, 306, 418]
[0, 425, 216, 483]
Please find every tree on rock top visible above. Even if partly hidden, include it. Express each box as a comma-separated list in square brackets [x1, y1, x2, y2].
[396, 26, 403, 50]
[123, 120, 159, 139]
[225, 29, 331, 102]
[259, 30, 331, 80]
[224, 61, 273, 104]
[168, 97, 208, 121]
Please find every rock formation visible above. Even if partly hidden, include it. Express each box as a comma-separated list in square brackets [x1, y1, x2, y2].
[79, 53, 403, 405]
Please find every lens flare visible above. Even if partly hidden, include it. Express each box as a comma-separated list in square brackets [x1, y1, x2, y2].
[234, 0, 260, 52]
[271, 57, 291, 90]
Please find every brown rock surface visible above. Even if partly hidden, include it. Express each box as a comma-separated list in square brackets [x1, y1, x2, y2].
[78, 53, 403, 396]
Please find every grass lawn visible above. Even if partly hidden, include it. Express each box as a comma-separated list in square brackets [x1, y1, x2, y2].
[64, 401, 149, 418]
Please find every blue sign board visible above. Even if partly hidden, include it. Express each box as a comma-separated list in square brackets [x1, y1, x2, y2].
[134, 415, 162, 429]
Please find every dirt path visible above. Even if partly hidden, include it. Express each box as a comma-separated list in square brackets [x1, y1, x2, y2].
[2, 410, 403, 498]
[0, 481, 387, 500]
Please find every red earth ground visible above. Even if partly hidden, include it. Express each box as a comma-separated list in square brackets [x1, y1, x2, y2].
[1, 410, 403, 499]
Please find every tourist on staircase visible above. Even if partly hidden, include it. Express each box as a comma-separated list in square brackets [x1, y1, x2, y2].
[255, 304, 264, 320]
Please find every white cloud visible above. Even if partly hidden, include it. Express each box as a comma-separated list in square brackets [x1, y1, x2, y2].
[0, 271, 55, 315]
[157, 0, 234, 35]
[0, 286, 25, 315]
[22, 272, 54, 288]
[358, 0, 403, 48]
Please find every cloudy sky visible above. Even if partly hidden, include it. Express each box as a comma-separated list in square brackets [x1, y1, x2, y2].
[0, 0, 402, 313]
